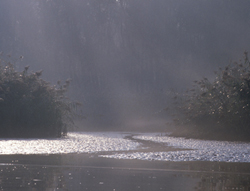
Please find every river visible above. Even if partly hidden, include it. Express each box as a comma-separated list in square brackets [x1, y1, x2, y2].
[0, 132, 249, 190]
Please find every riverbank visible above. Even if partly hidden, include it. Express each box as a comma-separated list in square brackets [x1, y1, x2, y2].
[169, 125, 250, 142]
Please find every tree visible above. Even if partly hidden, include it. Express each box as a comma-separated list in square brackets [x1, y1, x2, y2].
[0, 58, 80, 138]
[169, 52, 250, 141]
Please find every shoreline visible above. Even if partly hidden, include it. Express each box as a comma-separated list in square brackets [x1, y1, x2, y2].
[169, 127, 250, 142]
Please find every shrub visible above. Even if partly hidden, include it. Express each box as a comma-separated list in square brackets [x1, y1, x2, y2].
[169, 52, 250, 139]
[0, 59, 80, 138]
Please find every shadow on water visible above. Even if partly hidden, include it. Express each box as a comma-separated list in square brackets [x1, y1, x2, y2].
[0, 154, 249, 190]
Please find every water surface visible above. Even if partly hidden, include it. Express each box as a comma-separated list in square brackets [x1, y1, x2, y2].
[0, 132, 249, 190]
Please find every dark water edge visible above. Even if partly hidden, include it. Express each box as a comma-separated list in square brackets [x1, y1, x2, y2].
[0, 154, 249, 191]
[170, 127, 250, 142]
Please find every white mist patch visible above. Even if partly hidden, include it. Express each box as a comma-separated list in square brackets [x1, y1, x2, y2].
[0, 132, 140, 155]
[100, 134, 250, 163]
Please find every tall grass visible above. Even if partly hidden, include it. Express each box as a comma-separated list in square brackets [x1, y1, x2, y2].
[0, 58, 80, 138]
[169, 52, 250, 140]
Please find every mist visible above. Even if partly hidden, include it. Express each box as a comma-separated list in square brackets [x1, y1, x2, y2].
[0, 0, 250, 131]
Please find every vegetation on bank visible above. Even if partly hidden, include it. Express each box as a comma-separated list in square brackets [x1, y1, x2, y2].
[168, 52, 250, 141]
[0, 58, 80, 138]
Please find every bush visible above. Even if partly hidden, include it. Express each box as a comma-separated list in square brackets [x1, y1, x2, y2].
[169, 52, 250, 140]
[0, 59, 80, 138]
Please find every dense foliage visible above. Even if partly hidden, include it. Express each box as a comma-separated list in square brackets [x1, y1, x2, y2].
[170, 52, 250, 140]
[0, 59, 80, 138]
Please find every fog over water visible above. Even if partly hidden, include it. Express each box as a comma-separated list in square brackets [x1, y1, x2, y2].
[1, 0, 250, 130]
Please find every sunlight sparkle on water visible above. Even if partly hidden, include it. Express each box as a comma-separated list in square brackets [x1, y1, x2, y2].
[0, 132, 140, 155]
[100, 134, 250, 163]
[0, 132, 249, 163]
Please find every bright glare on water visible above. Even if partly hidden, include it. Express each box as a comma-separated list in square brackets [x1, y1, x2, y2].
[0, 132, 139, 155]
[101, 134, 250, 162]
[0, 132, 250, 162]
[0, 132, 249, 163]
